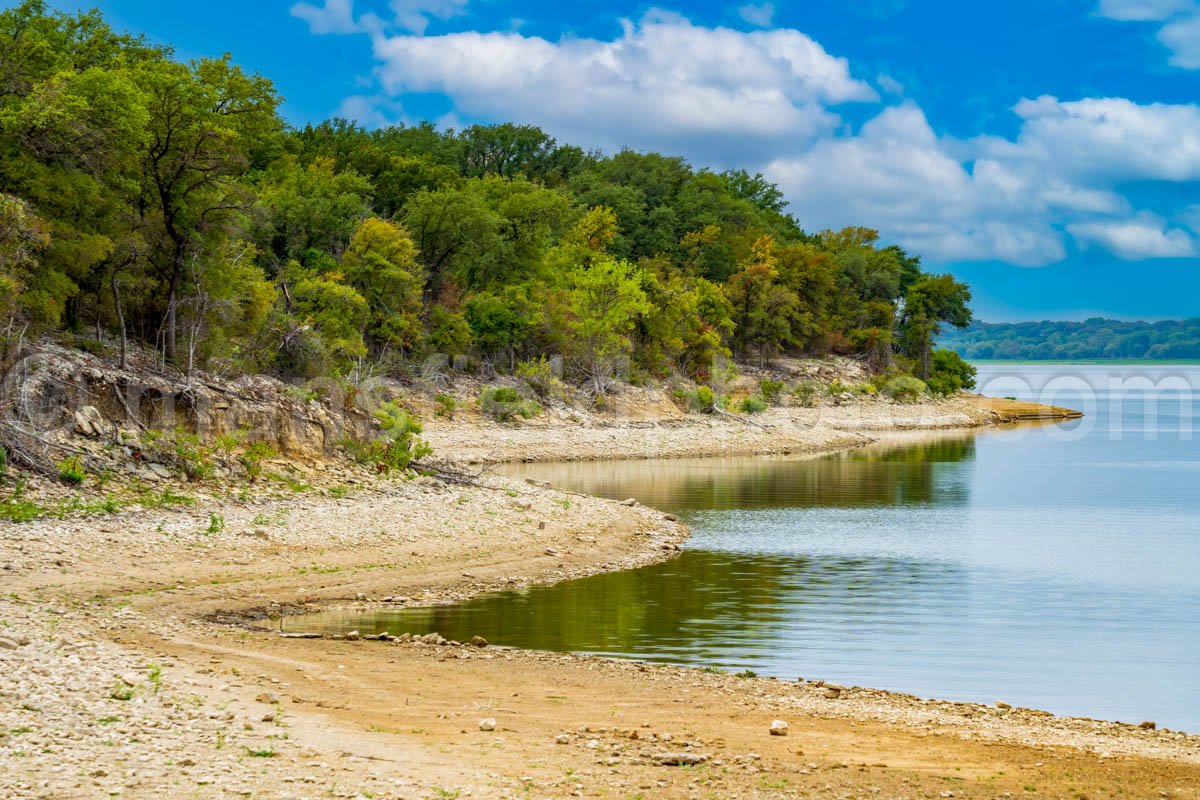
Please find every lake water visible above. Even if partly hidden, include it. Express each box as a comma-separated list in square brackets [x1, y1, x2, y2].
[304, 365, 1200, 732]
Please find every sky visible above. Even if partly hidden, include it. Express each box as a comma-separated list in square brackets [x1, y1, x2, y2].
[33, 0, 1200, 322]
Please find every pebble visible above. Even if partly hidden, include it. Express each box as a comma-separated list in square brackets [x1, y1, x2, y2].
[479, 718, 496, 732]
[769, 720, 789, 736]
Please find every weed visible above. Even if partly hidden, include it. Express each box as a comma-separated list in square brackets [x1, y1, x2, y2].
[57, 455, 86, 485]
[759, 379, 786, 404]
[433, 393, 458, 419]
[734, 669, 758, 679]
[738, 394, 767, 414]
[480, 386, 540, 421]
[239, 441, 276, 482]
[245, 747, 277, 758]
[109, 682, 134, 701]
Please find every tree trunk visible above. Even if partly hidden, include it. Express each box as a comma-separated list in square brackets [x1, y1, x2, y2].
[111, 270, 127, 370]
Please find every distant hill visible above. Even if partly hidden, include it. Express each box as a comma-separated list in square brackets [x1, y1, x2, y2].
[939, 319, 1200, 360]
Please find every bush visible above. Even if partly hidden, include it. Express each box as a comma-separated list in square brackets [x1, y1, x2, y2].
[0, 445, 7, 477]
[791, 382, 817, 407]
[515, 357, 568, 401]
[679, 385, 715, 412]
[434, 393, 457, 419]
[758, 379, 785, 404]
[883, 375, 928, 403]
[480, 386, 540, 421]
[57, 456, 85, 485]
[238, 441, 276, 482]
[739, 394, 767, 414]
[927, 349, 977, 397]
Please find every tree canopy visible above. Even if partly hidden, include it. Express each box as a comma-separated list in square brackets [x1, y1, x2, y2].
[0, 0, 976, 393]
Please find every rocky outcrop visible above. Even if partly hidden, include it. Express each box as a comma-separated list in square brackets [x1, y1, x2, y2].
[0, 343, 373, 465]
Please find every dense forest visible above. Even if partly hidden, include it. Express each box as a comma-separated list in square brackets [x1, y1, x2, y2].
[0, 0, 975, 401]
[940, 319, 1200, 361]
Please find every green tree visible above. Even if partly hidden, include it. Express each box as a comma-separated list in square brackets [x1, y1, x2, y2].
[900, 274, 973, 379]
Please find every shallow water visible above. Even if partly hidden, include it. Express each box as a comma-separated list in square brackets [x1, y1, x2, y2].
[303, 365, 1200, 731]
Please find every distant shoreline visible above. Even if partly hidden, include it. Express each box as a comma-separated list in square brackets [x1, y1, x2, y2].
[971, 359, 1200, 366]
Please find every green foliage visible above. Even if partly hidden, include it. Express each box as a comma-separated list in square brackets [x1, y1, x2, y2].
[479, 386, 541, 421]
[344, 401, 431, 473]
[0, 479, 45, 522]
[57, 455, 85, 485]
[738, 394, 767, 414]
[433, 393, 457, 419]
[0, 446, 7, 477]
[883, 375, 929, 403]
[238, 441, 275, 482]
[0, 2, 974, 388]
[515, 356, 567, 401]
[791, 382, 818, 407]
[677, 385, 715, 412]
[205, 514, 225, 534]
[926, 349, 977, 397]
[758, 379, 785, 404]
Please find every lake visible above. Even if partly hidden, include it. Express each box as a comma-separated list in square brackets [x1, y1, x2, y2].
[303, 364, 1200, 732]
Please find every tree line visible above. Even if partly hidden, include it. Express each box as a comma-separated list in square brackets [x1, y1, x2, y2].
[940, 319, 1200, 361]
[0, 1, 974, 398]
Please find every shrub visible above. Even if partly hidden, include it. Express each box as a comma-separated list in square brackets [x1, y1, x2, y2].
[433, 393, 457, 419]
[758, 379, 785, 404]
[739, 394, 767, 414]
[57, 456, 85, 485]
[344, 401, 432, 473]
[883, 375, 928, 403]
[0, 445, 6, 477]
[926, 349, 977, 397]
[206, 513, 225, 534]
[679, 385, 715, 412]
[0, 479, 45, 522]
[515, 357, 568, 401]
[791, 382, 817, 407]
[480, 387, 540, 421]
[238, 441, 276, 482]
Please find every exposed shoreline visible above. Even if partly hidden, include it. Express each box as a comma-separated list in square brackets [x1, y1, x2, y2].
[5, 395, 1198, 800]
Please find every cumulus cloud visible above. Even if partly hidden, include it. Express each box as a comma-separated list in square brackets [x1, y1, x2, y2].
[738, 2, 775, 28]
[369, 11, 877, 159]
[1069, 213, 1197, 259]
[290, 0, 360, 34]
[995, 95, 1200, 182]
[767, 95, 1200, 265]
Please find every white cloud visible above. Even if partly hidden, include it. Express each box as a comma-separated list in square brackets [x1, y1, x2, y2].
[1069, 213, 1197, 259]
[1096, 1, 1200, 69]
[291, 0, 360, 34]
[738, 2, 775, 28]
[996, 95, 1200, 182]
[765, 103, 1072, 266]
[369, 11, 877, 159]
[1096, 0, 1193, 20]
[1159, 12, 1200, 67]
[876, 73, 904, 96]
[291, 0, 470, 36]
[335, 94, 407, 127]
[390, 0, 469, 35]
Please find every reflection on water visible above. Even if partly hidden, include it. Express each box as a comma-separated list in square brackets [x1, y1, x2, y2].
[302, 366, 1200, 732]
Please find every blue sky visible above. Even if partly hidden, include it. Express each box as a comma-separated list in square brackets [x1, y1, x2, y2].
[35, 0, 1200, 321]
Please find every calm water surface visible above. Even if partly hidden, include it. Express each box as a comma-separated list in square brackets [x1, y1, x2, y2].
[306, 365, 1200, 731]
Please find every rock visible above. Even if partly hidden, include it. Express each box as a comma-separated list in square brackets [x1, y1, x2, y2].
[470, 636, 488, 648]
[664, 514, 678, 522]
[995, 701, 1012, 710]
[555, 734, 571, 745]
[652, 752, 709, 766]
[145, 463, 172, 480]
[256, 692, 279, 704]
[620, 498, 638, 506]
[1139, 720, 1157, 730]
[822, 688, 842, 699]
[355, 593, 367, 601]
[769, 720, 789, 736]
[479, 718, 496, 732]
[0, 637, 18, 650]
[73, 405, 106, 437]
[345, 630, 361, 641]
[119, 672, 141, 687]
